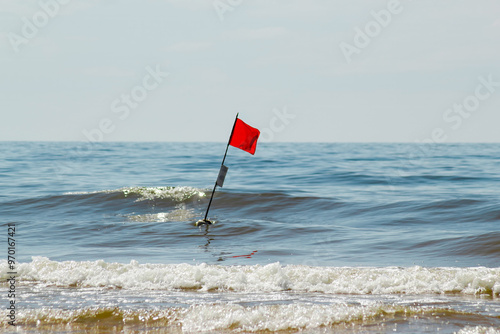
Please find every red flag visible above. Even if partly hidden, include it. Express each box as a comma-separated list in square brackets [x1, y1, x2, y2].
[229, 118, 260, 155]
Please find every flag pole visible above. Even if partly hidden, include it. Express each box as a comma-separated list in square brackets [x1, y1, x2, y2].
[198, 113, 239, 225]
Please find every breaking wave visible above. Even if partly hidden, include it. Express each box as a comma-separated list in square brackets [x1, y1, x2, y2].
[3, 257, 499, 296]
[64, 186, 207, 202]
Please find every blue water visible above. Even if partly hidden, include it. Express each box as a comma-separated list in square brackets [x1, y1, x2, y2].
[1, 142, 499, 332]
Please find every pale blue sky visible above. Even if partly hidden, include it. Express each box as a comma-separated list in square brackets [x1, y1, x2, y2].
[1, 0, 499, 142]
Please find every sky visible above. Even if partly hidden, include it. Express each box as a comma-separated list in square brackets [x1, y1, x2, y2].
[1, 0, 499, 142]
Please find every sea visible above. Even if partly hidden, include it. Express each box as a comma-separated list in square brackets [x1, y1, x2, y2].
[0, 141, 499, 333]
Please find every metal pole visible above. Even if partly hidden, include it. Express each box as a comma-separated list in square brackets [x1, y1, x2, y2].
[201, 113, 239, 222]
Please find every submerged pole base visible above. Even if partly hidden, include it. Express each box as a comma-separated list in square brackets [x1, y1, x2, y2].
[195, 219, 213, 226]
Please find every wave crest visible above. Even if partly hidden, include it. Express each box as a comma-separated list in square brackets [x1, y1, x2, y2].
[3, 258, 499, 296]
[65, 186, 206, 202]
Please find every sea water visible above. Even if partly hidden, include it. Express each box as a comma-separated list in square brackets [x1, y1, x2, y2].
[0, 142, 499, 333]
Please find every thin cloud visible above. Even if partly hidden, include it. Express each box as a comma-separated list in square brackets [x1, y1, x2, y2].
[228, 27, 288, 41]
[169, 41, 212, 52]
[82, 66, 136, 78]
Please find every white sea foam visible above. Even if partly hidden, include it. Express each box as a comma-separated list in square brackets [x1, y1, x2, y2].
[126, 206, 198, 222]
[2, 258, 499, 296]
[65, 186, 206, 202]
[121, 186, 206, 202]
[0, 303, 418, 331]
[5, 302, 493, 332]
[179, 303, 392, 332]
[457, 327, 500, 334]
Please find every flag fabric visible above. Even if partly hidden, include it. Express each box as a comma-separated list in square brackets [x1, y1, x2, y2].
[229, 118, 260, 155]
